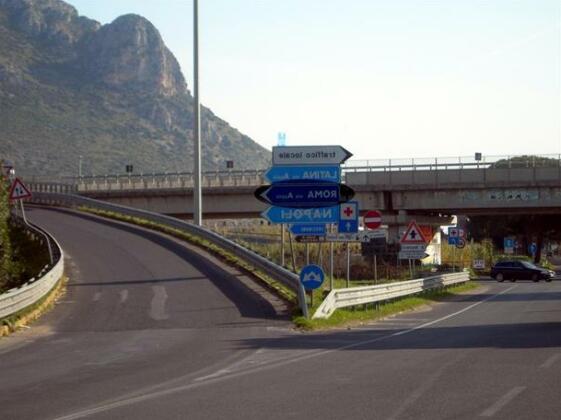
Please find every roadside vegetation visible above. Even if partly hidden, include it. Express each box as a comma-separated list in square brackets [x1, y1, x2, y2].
[0, 179, 50, 294]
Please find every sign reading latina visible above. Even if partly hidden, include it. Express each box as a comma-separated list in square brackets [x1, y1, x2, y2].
[272, 146, 352, 166]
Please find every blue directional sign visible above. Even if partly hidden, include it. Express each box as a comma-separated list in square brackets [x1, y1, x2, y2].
[529, 242, 537, 256]
[259, 182, 342, 208]
[338, 201, 359, 233]
[289, 224, 326, 235]
[300, 264, 325, 290]
[264, 165, 341, 183]
[448, 237, 459, 245]
[262, 206, 339, 224]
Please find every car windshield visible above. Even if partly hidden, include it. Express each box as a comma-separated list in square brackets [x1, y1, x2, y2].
[521, 261, 539, 269]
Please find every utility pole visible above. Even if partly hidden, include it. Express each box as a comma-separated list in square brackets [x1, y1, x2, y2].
[193, 0, 202, 225]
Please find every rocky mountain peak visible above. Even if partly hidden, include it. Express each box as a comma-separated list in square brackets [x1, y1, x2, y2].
[82, 14, 186, 97]
[0, 0, 99, 44]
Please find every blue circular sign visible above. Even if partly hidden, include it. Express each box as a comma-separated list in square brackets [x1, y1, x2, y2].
[300, 264, 325, 290]
[529, 243, 537, 255]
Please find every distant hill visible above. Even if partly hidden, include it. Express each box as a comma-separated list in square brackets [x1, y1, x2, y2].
[0, 0, 270, 177]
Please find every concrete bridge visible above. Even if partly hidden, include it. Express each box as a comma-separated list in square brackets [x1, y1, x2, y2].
[28, 154, 561, 219]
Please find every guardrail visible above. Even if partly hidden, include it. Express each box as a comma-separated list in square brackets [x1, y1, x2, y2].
[0, 220, 64, 320]
[29, 192, 309, 317]
[312, 271, 470, 319]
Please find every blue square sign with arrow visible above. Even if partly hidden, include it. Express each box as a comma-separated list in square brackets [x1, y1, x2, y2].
[338, 201, 358, 233]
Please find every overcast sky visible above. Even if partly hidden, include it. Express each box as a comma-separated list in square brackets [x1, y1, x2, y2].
[68, 0, 560, 162]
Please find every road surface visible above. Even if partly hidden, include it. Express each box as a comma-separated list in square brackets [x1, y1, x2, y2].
[1, 208, 561, 419]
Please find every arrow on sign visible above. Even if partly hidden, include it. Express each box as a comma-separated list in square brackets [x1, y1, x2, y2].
[254, 180, 354, 208]
[272, 145, 353, 166]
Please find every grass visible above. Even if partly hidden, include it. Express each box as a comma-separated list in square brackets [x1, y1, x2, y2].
[293, 281, 479, 330]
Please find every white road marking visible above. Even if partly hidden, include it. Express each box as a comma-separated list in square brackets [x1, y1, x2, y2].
[52, 285, 518, 420]
[480, 386, 526, 417]
[386, 351, 470, 420]
[119, 290, 129, 304]
[92, 292, 101, 302]
[149, 286, 169, 321]
[540, 353, 561, 369]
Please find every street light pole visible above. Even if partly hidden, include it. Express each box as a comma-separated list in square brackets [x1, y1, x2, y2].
[193, 0, 202, 225]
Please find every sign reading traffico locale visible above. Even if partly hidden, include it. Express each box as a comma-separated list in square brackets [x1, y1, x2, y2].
[272, 146, 352, 166]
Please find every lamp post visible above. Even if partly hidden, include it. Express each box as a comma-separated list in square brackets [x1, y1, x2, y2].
[193, 0, 202, 225]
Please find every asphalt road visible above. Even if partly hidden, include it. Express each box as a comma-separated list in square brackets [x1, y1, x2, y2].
[2, 208, 561, 419]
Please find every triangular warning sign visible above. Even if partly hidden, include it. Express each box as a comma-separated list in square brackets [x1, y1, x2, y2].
[400, 220, 426, 244]
[9, 178, 32, 200]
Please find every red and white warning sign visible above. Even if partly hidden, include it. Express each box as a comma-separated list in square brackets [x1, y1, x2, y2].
[364, 210, 382, 230]
[400, 220, 426, 244]
[9, 178, 32, 200]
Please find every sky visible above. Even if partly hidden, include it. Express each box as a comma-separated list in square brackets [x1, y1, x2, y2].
[68, 0, 561, 162]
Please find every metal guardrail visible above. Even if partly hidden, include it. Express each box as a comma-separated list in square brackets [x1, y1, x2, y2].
[312, 271, 470, 319]
[0, 221, 64, 320]
[29, 192, 309, 317]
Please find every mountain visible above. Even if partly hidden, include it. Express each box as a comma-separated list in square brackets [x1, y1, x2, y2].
[0, 0, 270, 177]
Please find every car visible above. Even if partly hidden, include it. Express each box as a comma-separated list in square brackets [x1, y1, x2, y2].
[491, 261, 555, 282]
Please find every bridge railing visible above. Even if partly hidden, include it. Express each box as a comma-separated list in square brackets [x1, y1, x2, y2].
[23, 154, 561, 191]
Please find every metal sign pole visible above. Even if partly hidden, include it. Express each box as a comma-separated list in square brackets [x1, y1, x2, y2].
[192, 0, 202, 226]
[374, 254, 378, 283]
[281, 224, 285, 267]
[329, 240, 334, 291]
[346, 243, 350, 288]
[288, 231, 297, 272]
[305, 243, 310, 265]
[19, 199, 27, 225]
[452, 246, 456, 272]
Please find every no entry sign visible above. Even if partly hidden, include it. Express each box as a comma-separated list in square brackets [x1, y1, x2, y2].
[364, 210, 382, 230]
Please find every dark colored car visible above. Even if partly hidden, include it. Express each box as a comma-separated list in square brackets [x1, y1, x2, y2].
[491, 261, 555, 282]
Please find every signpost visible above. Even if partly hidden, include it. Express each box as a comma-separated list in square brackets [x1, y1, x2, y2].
[364, 210, 382, 230]
[272, 145, 352, 166]
[289, 224, 326, 236]
[261, 206, 339, 224]
[295, 230, 387, 243]
[399, 220, 427, 261]
[264, 165, 341, 183]
[338, 201, 358, 233]
[257, 144, 355, 318]
[504, 237, 514, 254]
[9, 178, 32, 201]
[255, 181, 354, 208]
[300, 264, 325, 290]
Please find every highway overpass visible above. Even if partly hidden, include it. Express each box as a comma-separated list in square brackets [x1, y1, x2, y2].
[27, 155, 561, 223]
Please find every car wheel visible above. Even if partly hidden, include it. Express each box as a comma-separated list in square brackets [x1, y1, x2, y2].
[546, 278, 553, 283]
[532, 274, 539, 282]
[510, 278, 516, 282]
[496, 273, 504, 282]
